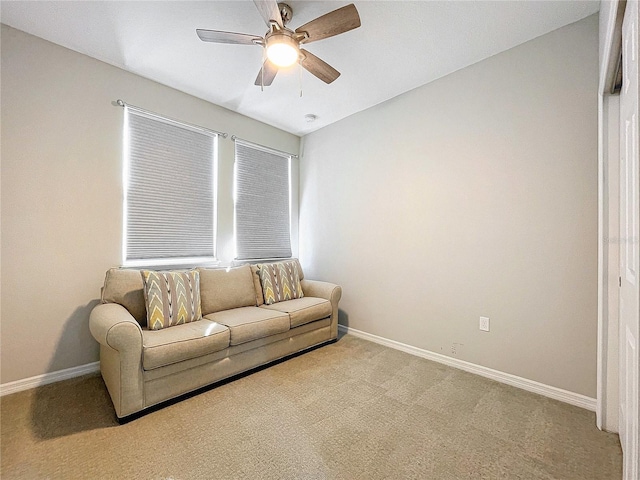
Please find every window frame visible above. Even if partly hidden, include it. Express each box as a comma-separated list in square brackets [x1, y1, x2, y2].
[121, 104, 220, 268]
[233, 139, 293, 262]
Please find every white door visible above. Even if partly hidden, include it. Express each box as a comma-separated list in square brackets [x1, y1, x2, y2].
[619, 1, 640, 478]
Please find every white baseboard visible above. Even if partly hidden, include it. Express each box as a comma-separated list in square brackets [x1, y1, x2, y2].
[338, 325, 597, 411]
[0, 361, 100, 397]
[1, 328, 597, 411]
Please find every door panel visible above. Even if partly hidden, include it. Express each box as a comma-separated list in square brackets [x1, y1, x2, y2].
[619, 2, 640, 479]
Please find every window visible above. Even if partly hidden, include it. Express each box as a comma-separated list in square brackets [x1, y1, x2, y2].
[122, 105, 218, 267]
[234, 139, 292, 260]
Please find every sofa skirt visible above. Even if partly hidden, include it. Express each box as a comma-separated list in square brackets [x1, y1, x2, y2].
[143, 323, 333, 408]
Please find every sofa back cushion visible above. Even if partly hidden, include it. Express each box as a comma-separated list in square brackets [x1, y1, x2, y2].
[197, 264, 256, 315]
[256, 260, 304, 305]
[141, 270, 202, 330]
[102, 268, 147, 326]
[100, 262, 301, 324]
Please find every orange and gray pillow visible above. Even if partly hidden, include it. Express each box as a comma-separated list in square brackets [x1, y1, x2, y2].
[141, 270, 202, 330]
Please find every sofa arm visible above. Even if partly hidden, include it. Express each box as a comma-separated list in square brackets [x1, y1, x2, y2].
[90, 303, 144, 418]
[301, 279, 342, 339]
[90, 303, 143, 351]
[300, 279, 342, 304]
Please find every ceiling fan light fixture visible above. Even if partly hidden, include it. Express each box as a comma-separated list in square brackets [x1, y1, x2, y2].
[266, 34, 299, 67]
[197, 2, 361, 86]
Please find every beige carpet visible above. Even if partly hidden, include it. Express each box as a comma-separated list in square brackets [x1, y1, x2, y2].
[1, 333, 622, 479]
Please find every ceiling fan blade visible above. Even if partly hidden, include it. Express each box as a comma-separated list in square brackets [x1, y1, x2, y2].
[254, 59, 279, 86]
[295, 4, 361, 44]
[300, 50, 340, 84]
[253, 0, 283, 28]
[196, 29, 263, 46]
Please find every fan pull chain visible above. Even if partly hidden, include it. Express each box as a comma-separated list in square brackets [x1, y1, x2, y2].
[298, 60, 303, 98]
[260, 47, 265, 92]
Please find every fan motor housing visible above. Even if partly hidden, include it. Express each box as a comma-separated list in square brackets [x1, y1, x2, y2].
[266, 29, 297, 47]
[278, 3, 293, 25]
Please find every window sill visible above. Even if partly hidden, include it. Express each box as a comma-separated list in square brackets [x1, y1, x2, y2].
[122, 257, 220, 270]
[231, 257, 294, 266]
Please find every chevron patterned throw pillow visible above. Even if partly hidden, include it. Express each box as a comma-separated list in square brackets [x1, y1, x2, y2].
[256, 261, 304, 305]
[141, 270, 202, 330]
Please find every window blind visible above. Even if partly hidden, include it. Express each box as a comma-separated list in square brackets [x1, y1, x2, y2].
[234, 140, 291, 260]
[124, 106, 217, 265]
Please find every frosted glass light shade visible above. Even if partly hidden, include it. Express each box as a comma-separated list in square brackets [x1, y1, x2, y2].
[266, 34, 299, 67]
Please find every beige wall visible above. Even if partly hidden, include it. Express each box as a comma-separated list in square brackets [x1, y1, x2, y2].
[299, 15, 599, 397]
[0, 25, 300, 384]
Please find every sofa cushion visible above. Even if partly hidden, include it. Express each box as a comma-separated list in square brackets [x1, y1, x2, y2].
[198, 265, 256, 315]
[256, 260, 304, 305]
[260, 297, 332, 328]
[205, 307, 289, 346]
[101, 268, 147, 326]
[141, 270, 202, 330]
[142, 319, 230, 370]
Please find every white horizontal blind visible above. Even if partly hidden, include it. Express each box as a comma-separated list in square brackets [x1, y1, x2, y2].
[124, 106, 217, 264]
[234, 141, 291, 260]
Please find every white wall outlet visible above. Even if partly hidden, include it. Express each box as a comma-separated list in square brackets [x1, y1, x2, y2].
[479, 316, 490, 332]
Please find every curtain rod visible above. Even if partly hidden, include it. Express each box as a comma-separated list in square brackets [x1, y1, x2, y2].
[231, 135, 299, 159]
[115, 99, 228, 138]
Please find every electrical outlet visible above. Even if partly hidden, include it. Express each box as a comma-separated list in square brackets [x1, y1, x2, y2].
[479, 316, 490, 332]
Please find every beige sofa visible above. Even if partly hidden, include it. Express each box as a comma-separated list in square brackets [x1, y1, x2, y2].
[89, 262, 341, 419]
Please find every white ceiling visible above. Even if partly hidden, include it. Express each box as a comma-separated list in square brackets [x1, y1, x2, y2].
[1, 1, 599, 136]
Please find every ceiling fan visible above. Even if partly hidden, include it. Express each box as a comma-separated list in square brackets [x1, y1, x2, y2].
[196, 1, 361, 87]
